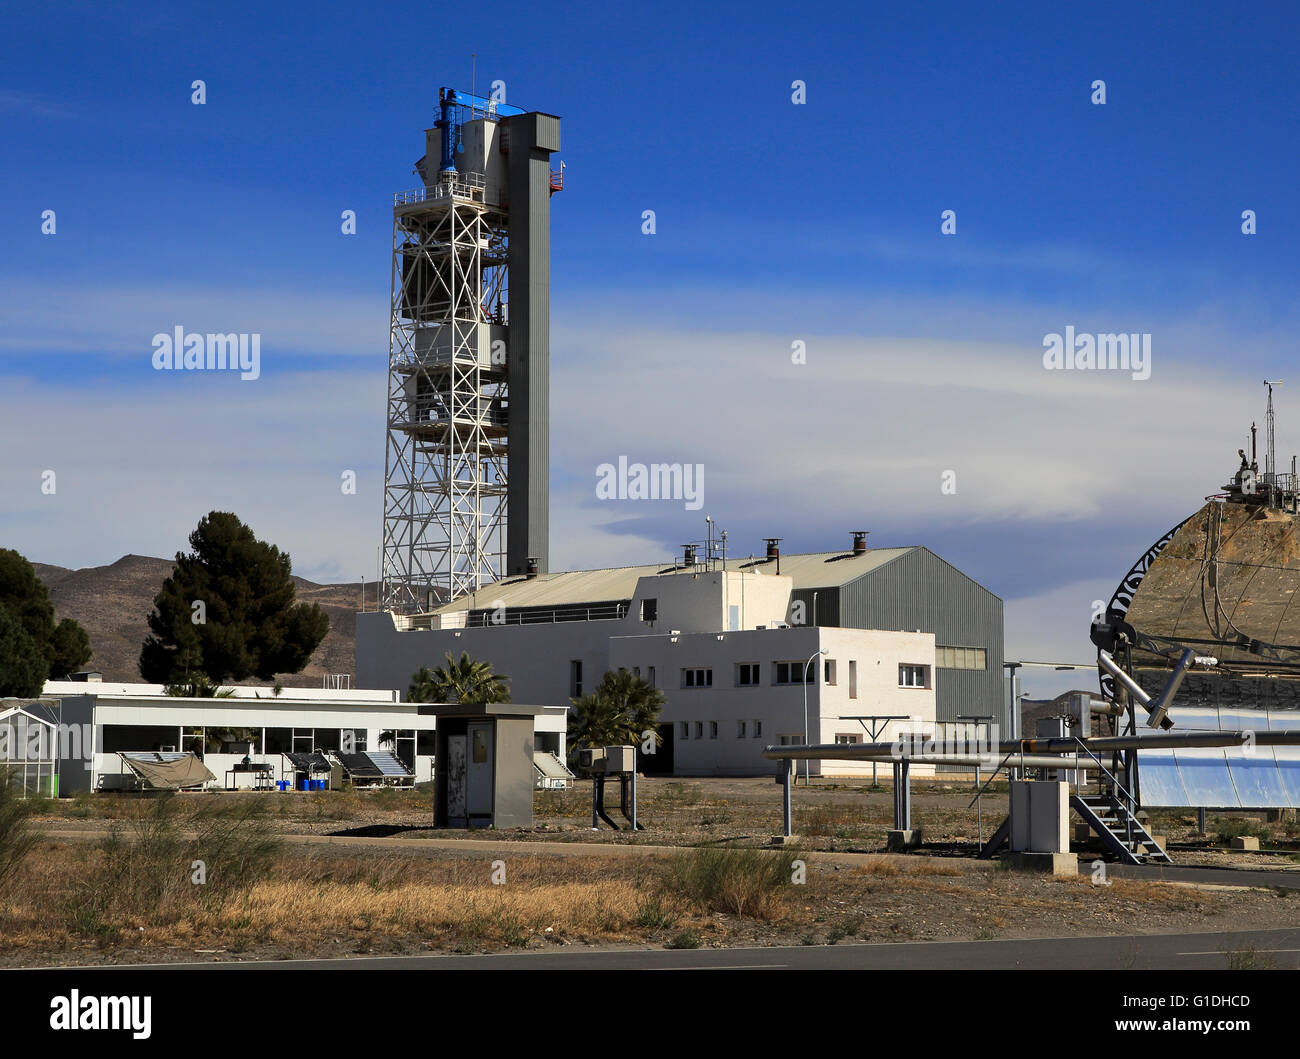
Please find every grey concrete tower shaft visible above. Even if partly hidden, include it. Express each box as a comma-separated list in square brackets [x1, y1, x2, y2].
[505, 112, 560, 578]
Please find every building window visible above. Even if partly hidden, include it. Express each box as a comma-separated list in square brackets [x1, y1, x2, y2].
[570, 659, 583, 697]
[824, 659, 837, 685]
[679, 722, 689, 739]
[640, 598, 658, 622]
[633, 666, 641, 678]
[899, 664, 928, 688]
[682, 667, 713, 688]
[709, 722, 718, 739]
[777, 734, 802, 745]
[834, 733, 861, 744]
[737, 720, 747, 738]
[695, 722, 704, 739]
[736, 662, 760, 686]
[774, 660, 813, 685]
[936, 646, 988, 670]
[753, 720, 762, 738]
[849, 659, 858, 699]
[647, 666, 656, 687]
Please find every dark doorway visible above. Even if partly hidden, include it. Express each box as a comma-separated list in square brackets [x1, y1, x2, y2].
[638, 723, 674, 775]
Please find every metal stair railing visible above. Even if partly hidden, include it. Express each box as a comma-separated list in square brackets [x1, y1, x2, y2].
[1069, 737, 1171, 863]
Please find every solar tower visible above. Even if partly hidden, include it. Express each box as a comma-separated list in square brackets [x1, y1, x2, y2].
[381, 88, 561, 612]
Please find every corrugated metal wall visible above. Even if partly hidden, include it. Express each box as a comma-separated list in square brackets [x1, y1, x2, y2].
[803, 548, 1005, 728]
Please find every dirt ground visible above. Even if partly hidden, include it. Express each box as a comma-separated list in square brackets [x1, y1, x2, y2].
[6, 776, 1299, 966]
[33, 775, 1300, 863]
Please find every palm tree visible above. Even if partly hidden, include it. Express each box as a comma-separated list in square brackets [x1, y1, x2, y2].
[407, 652, 510, 706]
[567, 670, 665, 752]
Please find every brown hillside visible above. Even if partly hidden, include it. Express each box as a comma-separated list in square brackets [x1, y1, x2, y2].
[32, 554, 364, 686]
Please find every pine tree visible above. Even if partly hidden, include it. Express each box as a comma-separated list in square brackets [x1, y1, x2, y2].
[0, 549, 92, 687]
[139, 512, 329, 684]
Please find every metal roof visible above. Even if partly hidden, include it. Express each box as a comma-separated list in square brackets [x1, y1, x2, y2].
[432, 548, 916, 613]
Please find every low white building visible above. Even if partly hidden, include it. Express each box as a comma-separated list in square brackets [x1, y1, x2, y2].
[39, 680, 568, 794]
[358, 548, 940, 777]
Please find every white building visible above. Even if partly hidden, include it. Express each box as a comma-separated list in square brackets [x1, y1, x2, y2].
[39, 679, 568, 793]
[358, 545, 943, 777]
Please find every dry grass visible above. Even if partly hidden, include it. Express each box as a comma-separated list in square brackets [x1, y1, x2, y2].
[664, 846, 802, 919]
[800, 803, 863, 838]
[854, 858, 962, 878]
[0, 846, 673, 954]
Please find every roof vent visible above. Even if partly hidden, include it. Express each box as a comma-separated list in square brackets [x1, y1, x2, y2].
[526, 557, 540, 579]
[682, 544, 697, 567]
[851, 530, 869, 555]
[763, 537, 782, 561]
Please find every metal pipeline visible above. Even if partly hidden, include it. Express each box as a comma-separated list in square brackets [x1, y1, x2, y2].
[762, 729, 1300, 761]
[850, 753, 1101, 770]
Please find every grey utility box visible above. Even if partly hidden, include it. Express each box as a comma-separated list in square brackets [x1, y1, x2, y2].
[577, 745, 635, 774]
[417, 703, 547, 829]
[1009, 780, 1070, 854]
[603, 745, 636, 773]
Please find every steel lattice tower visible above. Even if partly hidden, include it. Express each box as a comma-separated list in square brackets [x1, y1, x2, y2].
[381, 89, 560, 613]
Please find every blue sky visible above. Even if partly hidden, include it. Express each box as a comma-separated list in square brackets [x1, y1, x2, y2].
[3, 1, 1299, 696]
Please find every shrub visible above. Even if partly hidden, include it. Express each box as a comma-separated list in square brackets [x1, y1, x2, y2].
[1214, 816, 1269, 846]
[0, 768, 38, 894]
[666, 929, 701, 949]
[67, 793, 283, 930]
[665, 846, 801, 918]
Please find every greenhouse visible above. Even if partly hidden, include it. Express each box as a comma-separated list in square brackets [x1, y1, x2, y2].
[0, 700, 60, 798]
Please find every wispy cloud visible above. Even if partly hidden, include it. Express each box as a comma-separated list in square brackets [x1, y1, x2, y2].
[0, 89, 77, 119]
[0, 280, 384, 358]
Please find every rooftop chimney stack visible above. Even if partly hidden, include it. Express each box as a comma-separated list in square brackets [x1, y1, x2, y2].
[852, 531, 869, 556]
[763, 537, 782, 561]
[525, 557, 540, 580]
[682, 544, 697, 567]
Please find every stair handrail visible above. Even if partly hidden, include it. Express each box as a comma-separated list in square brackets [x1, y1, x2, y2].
[1072, 736, 1138, 850]
[967, 748, 1018, 810]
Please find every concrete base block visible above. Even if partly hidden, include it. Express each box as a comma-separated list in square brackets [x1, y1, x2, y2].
[1230, 836, 1261, 851]
[886, 828, 922, 851]
[1146, 834, 1167, 853]
[769, 834, 801, 846]
[1005, 851, 1078, 877]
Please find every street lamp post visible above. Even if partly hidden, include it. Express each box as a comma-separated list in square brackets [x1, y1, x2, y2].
[802, 647, 829, 786]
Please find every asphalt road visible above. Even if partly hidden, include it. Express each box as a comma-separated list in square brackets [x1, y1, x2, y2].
[58, 926, 1300, 971]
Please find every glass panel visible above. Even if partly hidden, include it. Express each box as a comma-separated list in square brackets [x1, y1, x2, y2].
[1274, 755, 1300, 808]
[1172, 750, 1240, 807]
[1219, 708, 1271, 732]
[1226, 750, 1289, 808]
[1136, 751, 1188, 806]
[1166, 706, 1221, 732]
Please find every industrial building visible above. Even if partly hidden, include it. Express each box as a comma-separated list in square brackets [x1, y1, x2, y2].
[358, 535, 1003, 776]
[360, 89, 1007, 777]
[26, 678, 567, 794]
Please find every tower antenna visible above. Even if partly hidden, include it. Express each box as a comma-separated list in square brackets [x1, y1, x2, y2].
[1266, 380, 1283, 508]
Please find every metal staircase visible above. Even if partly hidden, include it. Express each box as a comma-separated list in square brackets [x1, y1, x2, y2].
[1069, 738, 1172, 865]
[1071, 791, 1171, 865]
[975, 738, 1172, 865]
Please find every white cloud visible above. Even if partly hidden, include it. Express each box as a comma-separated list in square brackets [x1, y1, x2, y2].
[0, 280, 384, 357]
[1, 278, 1281, 692]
